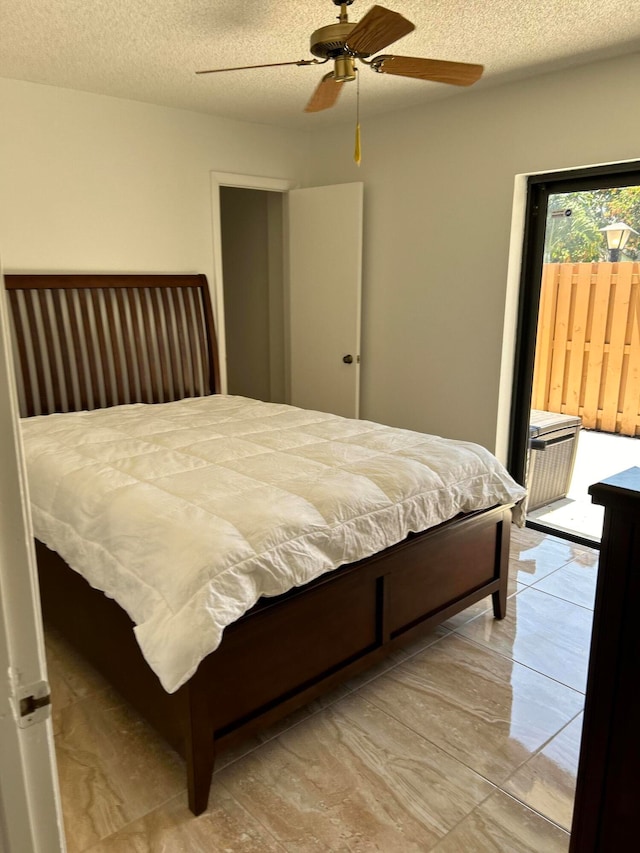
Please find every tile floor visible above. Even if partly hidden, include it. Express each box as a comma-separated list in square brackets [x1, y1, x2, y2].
[46, 525, 598, 852]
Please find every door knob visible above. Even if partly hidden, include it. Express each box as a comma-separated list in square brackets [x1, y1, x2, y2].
[342, 354, 353, 364]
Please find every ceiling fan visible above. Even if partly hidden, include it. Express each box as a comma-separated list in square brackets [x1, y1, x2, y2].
[196, 0, 484, 114]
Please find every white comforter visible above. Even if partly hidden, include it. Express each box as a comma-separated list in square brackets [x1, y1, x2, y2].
[21, 395, 526, 693]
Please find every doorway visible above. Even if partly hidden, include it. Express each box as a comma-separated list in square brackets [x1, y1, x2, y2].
[211, 173, 364, 419]
[220, 185, 286, 403]
[210, 171, 294, 399]
[509, 162, 640, 546]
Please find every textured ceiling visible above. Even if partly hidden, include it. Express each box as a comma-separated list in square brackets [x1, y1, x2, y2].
[2, 0, 640, 129]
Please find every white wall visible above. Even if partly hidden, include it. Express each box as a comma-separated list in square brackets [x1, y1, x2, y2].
[0, 77, 305, 285]
[304, 53, 640, 454]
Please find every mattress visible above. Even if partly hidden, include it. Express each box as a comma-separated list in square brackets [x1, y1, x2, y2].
[21, 395, 526, 692]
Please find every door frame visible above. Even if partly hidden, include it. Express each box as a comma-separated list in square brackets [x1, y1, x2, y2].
[507, 160, 640, 502]
[210, 172, 296, 394]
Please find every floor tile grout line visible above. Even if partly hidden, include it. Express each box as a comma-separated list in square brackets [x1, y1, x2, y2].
[511, 559, 587, 588]
[357, 684, 528, 795]
[492, 785, 573, 835]
[490, 708, 585, 831]
[428, 783, 571, 850]
[421, 780, 502, 848]
[496, 789, 572, 835]
[497, 711, 583, 796]
[525, 580, 595, 612]
[448, 631, 588, 697]
[78, 790, 188, 852]
[511, 706, 584, 770]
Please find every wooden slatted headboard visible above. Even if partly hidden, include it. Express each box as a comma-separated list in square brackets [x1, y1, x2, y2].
[4, 274, 220, 417]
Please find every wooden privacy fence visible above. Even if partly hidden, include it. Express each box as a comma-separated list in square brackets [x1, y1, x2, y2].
[532, 262, 640, 437]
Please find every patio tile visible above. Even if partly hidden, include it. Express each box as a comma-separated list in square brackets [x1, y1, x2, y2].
[526, 425, 640, 542]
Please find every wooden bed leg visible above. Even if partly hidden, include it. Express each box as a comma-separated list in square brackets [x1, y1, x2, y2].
[185, 685, 215, 815]
[492, 584, 507, 620]
[492, 514, 511, 620]
[186, 736, 215, 815]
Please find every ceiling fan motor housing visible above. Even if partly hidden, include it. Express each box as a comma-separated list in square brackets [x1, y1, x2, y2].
[309, 23, 369, 60]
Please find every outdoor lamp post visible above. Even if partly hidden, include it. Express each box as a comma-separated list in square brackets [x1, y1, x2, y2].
[599, 221, 638, 262]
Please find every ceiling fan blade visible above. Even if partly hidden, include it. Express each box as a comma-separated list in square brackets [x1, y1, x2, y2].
[372, 55, 484, 86]
[345, 5, 415, 56]
[196, 59, 316, 75]
[304, 73, 344, 113]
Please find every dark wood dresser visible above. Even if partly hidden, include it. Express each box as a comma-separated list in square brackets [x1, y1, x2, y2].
[570, 467, 640, 851]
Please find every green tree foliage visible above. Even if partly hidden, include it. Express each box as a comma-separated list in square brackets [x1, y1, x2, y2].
[545, 187, 640, 262]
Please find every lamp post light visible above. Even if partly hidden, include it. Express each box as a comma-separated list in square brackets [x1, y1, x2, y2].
[599, 221, 638, 262]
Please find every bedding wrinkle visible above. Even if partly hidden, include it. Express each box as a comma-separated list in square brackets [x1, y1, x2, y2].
[22, 395, 526, 693]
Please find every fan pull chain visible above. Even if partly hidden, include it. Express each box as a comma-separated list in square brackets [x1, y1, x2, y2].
[354, 66, 361, 166]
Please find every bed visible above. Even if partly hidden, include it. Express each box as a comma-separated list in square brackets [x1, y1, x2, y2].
[5, 272, 525, 815]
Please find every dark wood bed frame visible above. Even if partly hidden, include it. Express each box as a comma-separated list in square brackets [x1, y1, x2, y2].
[5, 273, 513, 815]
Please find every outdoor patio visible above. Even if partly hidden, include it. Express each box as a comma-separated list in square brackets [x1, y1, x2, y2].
[527, 427, 640, 543]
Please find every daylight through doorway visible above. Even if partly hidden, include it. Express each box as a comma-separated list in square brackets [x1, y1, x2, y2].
[509, 163, 640, 546]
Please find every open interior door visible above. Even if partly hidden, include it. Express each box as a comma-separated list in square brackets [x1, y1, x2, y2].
[288, 182, 363, 418]
[0, 277, 65, 852]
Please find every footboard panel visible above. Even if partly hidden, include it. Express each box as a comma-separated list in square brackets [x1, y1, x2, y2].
[206, 568, 381, 732]
[387, 507, 504, 637]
